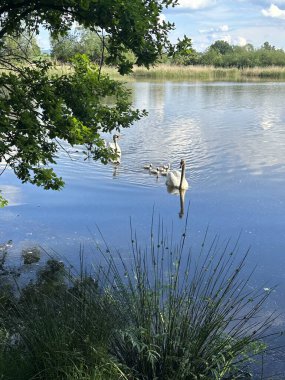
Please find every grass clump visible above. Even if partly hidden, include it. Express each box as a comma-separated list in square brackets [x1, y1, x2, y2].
[0, 218, 276, 379]
[22, 246, 41, 264]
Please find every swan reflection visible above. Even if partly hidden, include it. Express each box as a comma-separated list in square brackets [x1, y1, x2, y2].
[166, 187, 187, 219]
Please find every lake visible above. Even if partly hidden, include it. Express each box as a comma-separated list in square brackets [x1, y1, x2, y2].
[1, 80, 285, 376]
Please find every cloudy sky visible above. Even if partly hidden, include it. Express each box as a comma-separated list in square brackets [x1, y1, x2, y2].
[38, 0, 285, 51]
[164, 0, 285, 51]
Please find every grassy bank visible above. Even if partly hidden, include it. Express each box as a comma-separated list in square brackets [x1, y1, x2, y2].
[123, 64, 285, 81]
[0, 220, 276, 380]
[71, 63, 285, 81]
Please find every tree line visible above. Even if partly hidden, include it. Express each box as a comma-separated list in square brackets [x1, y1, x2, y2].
[170, 37, 285, 68]
[3, 30, 285, 69]
[50, 33, 285, 68]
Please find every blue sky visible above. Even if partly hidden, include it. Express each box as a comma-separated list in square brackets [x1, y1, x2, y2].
[165, 0, 285, 51]
[38, 0, 285, 52]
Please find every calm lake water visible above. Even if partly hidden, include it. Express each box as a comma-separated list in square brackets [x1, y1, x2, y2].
[1, 80, 285, 375]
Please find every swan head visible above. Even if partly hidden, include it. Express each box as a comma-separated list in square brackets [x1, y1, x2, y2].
[113, 134, 120, 142]
[180, 159, 186, 168]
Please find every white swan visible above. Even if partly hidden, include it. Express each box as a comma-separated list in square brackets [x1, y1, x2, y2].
[166, 159, 189, 190]
[108, 134, 121, 157]
[143, 164, 152, 169]
[107, 134, 121, 164]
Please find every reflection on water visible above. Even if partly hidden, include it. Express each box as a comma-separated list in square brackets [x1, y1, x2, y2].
[1, 184, 23, 206]
[0, 82, 285, 374]
[166, 187, 187, 219]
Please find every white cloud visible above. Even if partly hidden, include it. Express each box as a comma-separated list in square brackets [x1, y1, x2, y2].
[198, 27, 214, 33]
[199, 24, 229, 34]
[220, 34, 232, 44]
[205, 34, 247, 47]
[178, 0, 216, 10]
[262, 4, 285, 20]
[237, 36, 247, 46]
[219, 25, 229, 32]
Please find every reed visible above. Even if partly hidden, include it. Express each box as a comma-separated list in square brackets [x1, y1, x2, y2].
[241, 66, 285, 79]
[128, 64, 285, 80]
[3, 62, 285, 80]
[0, 216, 276, 379]
[127, 64, 241, 81]
[95, 218, 274, 379]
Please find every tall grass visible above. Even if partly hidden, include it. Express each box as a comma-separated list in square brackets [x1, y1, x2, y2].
[95, 219, 274, 379]
[3, 62, 285, 80]
[126, 64, 285, 81]
[127, 64, 240, 81]
[59, 63, 285, 81]
[0, 217, 276, 379]
[241, 66, 285, 79]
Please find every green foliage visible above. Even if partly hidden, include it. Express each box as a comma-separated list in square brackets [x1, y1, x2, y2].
[171, 35, 199, 65]
[210, 40, 233, 55]
[0, 54, 146, 190]
[0, 194, 7, 208]
[0, 32, 41, 61]
[0, 0, 176, 73]
[200, 48, 223, 66]
[168, 37, 285, 68]
[0, 259, 125, 379]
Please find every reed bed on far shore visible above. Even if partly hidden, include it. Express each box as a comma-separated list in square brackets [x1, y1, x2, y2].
[128, 64, 241, 81]
[124, 64, 285, 81]
[3, 62, 285, 81]
[241, 65, 285, 78]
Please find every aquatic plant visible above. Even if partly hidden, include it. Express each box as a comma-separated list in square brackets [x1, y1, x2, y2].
[0, 217, 276, 379]
[105, 64, 285, 81]
[95, 217, 274, 379]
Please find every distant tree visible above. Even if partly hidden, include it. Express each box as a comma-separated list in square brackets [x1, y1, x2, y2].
[80, 29, 105, 63]
[1, 32, 41, 60]
[51, 29, 104, 63]
[198, 39, 285, 68]
[50, 33, 79, 62]
[200, 48, 223, 66]
[172, 35, 199, 65]
[210, 40, 233, 55]
[262, 41, 275, 51]
[243, 43, 254, 52]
